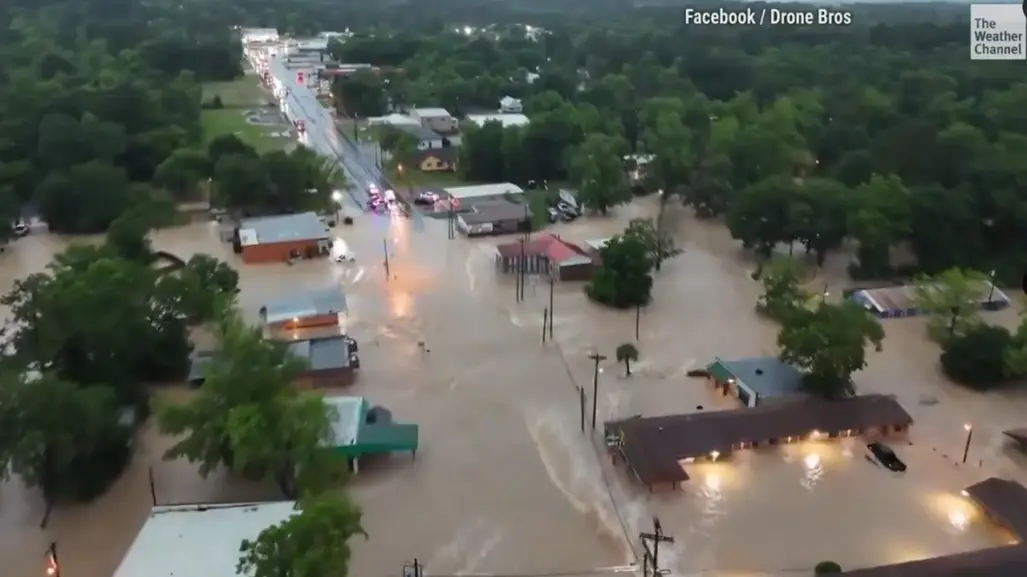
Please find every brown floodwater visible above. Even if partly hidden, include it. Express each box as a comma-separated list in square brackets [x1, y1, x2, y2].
[1, 200, 1025, 577]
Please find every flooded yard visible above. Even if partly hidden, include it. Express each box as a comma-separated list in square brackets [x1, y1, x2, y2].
[0, 197, 1025, 577]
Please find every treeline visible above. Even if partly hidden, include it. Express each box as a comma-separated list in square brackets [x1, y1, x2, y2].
[325, 4, 1025, 283]
[0, 0, 242, 235]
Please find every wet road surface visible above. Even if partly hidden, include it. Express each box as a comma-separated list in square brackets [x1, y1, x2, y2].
[2, 201, 1027, 577]
[264, 55, 424, 231]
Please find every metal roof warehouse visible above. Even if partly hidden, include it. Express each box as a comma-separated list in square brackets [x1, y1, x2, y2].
[111, 501, 296, 577]
[238, 212, 330, 246]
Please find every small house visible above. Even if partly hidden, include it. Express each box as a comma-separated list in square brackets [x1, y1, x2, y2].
[499, 96, 523, 113]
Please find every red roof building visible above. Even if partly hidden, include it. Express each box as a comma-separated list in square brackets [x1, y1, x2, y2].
[494, 233, 594, 281]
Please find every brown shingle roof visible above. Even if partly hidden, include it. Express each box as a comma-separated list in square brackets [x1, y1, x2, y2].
[495, 233, 589, 264]
[837, 545, 1027, 576]
[606, 394, 912, 486]
[964, 477, 1027, 537]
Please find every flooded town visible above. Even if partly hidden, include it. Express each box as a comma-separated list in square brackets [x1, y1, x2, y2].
[3, 3, 1027, 577]
[2, 194, 1027, 577]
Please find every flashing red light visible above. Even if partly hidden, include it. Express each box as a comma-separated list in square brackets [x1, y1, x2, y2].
[297, 72, 305, 84]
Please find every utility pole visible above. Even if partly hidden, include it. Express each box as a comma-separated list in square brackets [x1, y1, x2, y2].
[548, 274, 555, 341]
[403, 559, 424, 577]
[383, 239, 390, 279]
[542, 308, 548, 344]
[635, 304, 641, 341]
[46, 542, 60, 577]
[578, 386, 586, 433]
[589, 352, 607, 429]
[640, 516, 674, 577]
[518, 238, 526, 302]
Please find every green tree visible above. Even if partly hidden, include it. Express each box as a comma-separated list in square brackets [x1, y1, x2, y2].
[154, 148, 212, 201]
[238, 493, 367, 577]
[624, 217, 680, 271]
[333, 69, 388, 117]
[814, 561, 842, 574]
[727, 175, 801, 258]
[911, 268, 989, 342]
[1, 253, 193, 409]
[847, 174, 910, 278]
[616, 343, 639, 376]
[940, 324, 1014, 389]
[158, 312, 344, 497]
[2, 373, 132, 518]
[757, 256, 809, 321]
[105, 211, 155, 264]
[585, 234, 653, 309]
[778, 302, 885, 400]
[569, 134, 631, 215]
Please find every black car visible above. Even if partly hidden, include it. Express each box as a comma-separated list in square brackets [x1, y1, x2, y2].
[867, 442, 906, 472]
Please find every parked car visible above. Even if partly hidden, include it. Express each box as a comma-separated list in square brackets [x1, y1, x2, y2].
[414, 192, 439, 205]
[546, 207, 561, 223]
[555, 201, 579, 216]
[867, 442, 906, 471]
[12, 223, 28, 237]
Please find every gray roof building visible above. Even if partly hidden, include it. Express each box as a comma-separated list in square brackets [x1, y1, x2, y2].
[289, 336, 353, 370]
[260, 288, 347, 324]
[708, 356, 805, 402]
[394, 123, 441, 142]
[459, 201, 531, 224]
[238, 212, 330, 246]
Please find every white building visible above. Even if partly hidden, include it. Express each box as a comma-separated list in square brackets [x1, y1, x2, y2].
[466, 113, 530, 128]
[499, 96, 523, 113]
[444, 183, 524, 204]
[412, 107, 459, 134]
[367, 113, 421, 127]
[111, 502, 297, 577]
[241, 28, 279, 43]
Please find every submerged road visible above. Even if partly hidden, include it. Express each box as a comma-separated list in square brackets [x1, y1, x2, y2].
[266, 56, 423, 231]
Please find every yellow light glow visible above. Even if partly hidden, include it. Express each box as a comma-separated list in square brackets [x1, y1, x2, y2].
[804, 454, 821, 470]
[961, 490, 969, 497]
[810, 429, 821, 439]
[948, 510, 969, 531]
[964, 423, 973, 431]
[709, 450, 720, 461]
[704, 473, 721, 491]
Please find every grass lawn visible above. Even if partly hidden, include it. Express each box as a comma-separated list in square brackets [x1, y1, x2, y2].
[385, 162, 469, 189]
[202, 74, 269, 108]
[201, 75, 290, 152]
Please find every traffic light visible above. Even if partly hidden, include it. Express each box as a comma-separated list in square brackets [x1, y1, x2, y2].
[45, 543, 59, 577]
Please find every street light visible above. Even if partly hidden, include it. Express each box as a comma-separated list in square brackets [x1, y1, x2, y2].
[986, 269, 997, 308]
[962, 423, 973, 464]
[589, 352, 608, 429]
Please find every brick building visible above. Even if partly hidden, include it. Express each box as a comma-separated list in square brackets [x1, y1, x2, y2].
[236, 212, 331, 263]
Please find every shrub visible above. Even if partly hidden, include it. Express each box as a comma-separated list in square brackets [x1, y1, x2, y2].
[814, 561, 842, 574]
[940, 324, 1014, 389]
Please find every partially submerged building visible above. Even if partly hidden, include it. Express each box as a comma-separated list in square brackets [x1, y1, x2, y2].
[494, 233, 594, 281]
[260, 288, 348, 334]
[324, 396, 418, 473]
[707, 356, 806, 407]
[111, 501, 297, 577]
[839, 477, 1027, 575]
[444, 183, 525, 205]
[236, 212, 331, 264]
[605, 394, 912, 489]
[456, 201, 531, 236]
[289, 335, 360, 388]
[850, 282, 1011, 319]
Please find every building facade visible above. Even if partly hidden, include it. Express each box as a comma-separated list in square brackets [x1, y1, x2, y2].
[236, 212, 332, 264]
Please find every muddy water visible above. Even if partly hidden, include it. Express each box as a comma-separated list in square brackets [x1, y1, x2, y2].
[0, 201, 1025, 577]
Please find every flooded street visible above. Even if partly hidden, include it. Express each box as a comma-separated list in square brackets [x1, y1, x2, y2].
[1, 198, 1026, 577]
